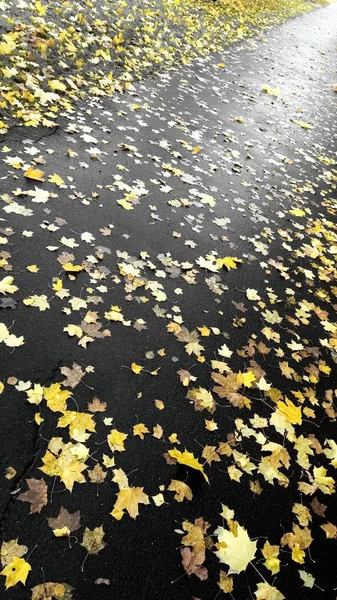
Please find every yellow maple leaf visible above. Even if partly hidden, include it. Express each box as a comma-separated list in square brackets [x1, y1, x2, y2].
[255, 582, 284, 600]
[27, 265, 39, 273]
[48, 173, 65, 186]
[81, 526, 105, 554]
[111, 487, 149, 519]
[237, 371, 256, 388]
[261, 541, 280, 574]
[57, 411, 96, 442]
[43, 383, 71, 412]
[321, 522, 337, 539]
[324, 439, 337, 467]
[220, 504, 235, 521]
[26, 384, 44, 405]
[35, 413, 44, 425]
[218, 570, 233, 593]
[216, 256, 242, 270]
[153, 424, 163, 439]
[131, 362, 143, 374]
[186, 387, 215, 412]
[23, 294, 50, 311]
[64, 324, 83, 338]
[182, 518, 208, 555]
[0, 557, 31, 589]
[205, 419, 218, 431]
[276, 398, 302, 425]
[289, 207, 306, 217]
[39, 439, 88, 491]
[292, 543, 305, 564]
[168, 448, 209, 483]
[0, 276, 18, 295]
[312, 466, 335, 494]
[112, 468, 129, 490]
[215, 524, 256, 574]
[197, 326, 210, 336]
[168, 433, 180, 445]
[167, 479, 193, 502]
[117, 198, 133, 210]
[48, 80, 66, 92]
[62, 262, 83, 273]
[133, 423, 149, 439]
[107, 429, 128, 452]
[102, 455, 115, 468]
[24, 167, 45, 181]
[52, 279, 63, 291]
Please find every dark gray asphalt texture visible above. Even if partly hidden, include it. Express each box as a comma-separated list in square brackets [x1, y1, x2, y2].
[1, 4, 337, 600]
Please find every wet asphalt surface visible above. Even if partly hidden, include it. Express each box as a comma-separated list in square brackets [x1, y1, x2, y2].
[1, 3, 337, 600]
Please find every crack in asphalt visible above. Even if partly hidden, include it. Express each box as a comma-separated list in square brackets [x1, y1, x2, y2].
[2, 125, 60, 145]
[0, 360, 63, 536]
[0, 421, 44, 537]
[41, 359, 64, 386]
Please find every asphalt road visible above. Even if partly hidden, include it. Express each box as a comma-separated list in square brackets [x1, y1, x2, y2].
[0, 3, 337, 600]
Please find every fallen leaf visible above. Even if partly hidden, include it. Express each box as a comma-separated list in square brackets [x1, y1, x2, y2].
[31, 582, 73, 599]
[60, 363, 85, 388]
[168, 448, 209, 483]
[0, 556, 31, 589]
[215, 523, 256, 574]
[0, 540, 28, 567]
[168, 480, 193, 502]
[48, 507, 81, 533]
[18, 478, 48, 514]
[111, 487, 150, 519]
[181, 547, 208, 580]
[24, 167, 45, 181]
[81, 526, 106, 554]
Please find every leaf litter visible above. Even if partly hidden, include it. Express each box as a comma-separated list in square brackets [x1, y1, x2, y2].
[0, 0, 337, 598]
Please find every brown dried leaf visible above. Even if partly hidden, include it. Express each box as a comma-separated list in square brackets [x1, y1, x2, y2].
[163, 452, 177, 465]
[211, 371, 240, 398]
[180, 548, 208, 580]
[88, 464, 107, 484]
[80, 322, 111, 339]
[87, 397, 107, 413]
[60, 363, 85, 388]
[87, 295, 103, 305]
[177, 369, 195, 386]
[57, 252, 75, 265]
[310, 497, 327, 518]
[48, 507, 81, 533]
[18, 478, 48, 514]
